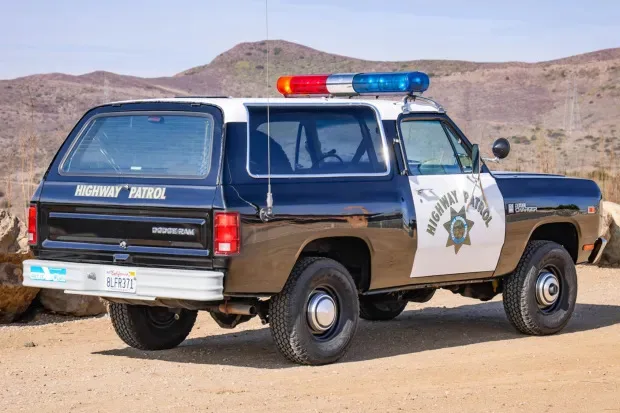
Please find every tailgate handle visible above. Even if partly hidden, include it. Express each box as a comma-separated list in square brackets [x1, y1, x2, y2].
[113, 253, 130, 263]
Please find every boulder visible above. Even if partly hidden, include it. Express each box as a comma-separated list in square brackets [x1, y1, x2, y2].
[0, 210, 38, 323]
[598, 201, 620, 267]
[38, 290, 107, 317]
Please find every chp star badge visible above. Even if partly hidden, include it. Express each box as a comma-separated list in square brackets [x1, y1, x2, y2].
[443, 206, 474, 253]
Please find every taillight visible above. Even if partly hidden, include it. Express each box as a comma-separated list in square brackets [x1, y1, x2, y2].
[214, 212, 240, 256]
[27, 205, 37, 245]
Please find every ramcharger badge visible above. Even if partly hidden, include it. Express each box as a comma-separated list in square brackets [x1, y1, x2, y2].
[152, 227, 196, 236]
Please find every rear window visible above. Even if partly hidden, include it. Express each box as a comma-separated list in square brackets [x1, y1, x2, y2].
[247, 105, 388, 176]
[60, 113, 214, 177]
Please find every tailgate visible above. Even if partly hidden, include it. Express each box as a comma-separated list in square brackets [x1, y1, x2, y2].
[36, 181, 217, 268]
[31, 103, 225, 269]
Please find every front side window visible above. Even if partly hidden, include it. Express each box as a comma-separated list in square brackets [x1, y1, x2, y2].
[400, 119, 470, 175]
[61, 113, 214, 177]
[248, 106, 388, 176]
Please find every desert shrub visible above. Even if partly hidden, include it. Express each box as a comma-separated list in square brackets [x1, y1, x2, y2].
[235, 61, 251, 71]
[512, 135, 530, 145]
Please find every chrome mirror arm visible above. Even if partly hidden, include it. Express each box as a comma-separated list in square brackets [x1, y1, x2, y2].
[482, 156, 500, 163]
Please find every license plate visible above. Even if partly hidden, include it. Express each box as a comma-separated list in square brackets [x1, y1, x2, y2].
[104, 269, 137, 293]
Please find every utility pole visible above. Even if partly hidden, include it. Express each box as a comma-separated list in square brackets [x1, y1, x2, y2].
[103, 73, 110, 103]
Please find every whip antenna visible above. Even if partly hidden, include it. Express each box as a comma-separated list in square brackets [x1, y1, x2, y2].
[260, 0, 274, 222]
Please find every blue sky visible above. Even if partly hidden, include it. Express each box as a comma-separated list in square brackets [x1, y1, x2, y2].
[0, 0, 619, 79]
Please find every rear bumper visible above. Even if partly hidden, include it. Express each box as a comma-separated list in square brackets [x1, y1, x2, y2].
[22, 259, 224, 302]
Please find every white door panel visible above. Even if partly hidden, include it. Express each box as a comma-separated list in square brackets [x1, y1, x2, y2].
[409, 173, 505, 277]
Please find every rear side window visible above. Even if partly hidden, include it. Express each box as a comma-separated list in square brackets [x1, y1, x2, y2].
[247, 106, 388, 176]
[61, 113, 214, 178]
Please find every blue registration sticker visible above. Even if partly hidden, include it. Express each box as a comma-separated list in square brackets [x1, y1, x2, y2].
[29, 265, 67, 283]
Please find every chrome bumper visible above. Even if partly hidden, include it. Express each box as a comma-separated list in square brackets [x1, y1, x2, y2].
[588, 237, 608, 265]
[22, 259, 224, 301]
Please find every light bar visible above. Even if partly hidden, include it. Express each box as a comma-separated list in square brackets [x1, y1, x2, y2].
[276, 71, 430, 97]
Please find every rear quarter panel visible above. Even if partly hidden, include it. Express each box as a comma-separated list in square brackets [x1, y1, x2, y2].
[220, 121, 416, 294]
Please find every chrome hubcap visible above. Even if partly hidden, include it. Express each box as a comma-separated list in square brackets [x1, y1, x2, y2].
[307, 291, 337, 333]
[536, 271, 560, 308]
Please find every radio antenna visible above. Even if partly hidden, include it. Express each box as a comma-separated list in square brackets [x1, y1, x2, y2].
[260, 0, 274, 222]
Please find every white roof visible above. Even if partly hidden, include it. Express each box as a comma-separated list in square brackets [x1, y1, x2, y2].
[107, 97, 441, 123]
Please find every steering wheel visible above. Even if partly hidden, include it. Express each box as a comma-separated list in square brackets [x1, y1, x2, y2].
[317, 152, 344, 164]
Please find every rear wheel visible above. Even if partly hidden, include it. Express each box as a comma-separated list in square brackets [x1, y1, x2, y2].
[359, 294, 407, 321]
[269, 257, 359, 365]
[503, 241, 577, 335]
[109, 303, 197, 350]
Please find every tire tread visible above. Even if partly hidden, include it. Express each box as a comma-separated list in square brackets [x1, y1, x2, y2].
[109, 303, 197, 350]
[269, 257, 356, 365]
[503, 240, 561, 335]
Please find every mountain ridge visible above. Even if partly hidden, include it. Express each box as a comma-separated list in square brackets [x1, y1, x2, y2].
[0, 39, 619, 207]
[4, 40, 619, 82]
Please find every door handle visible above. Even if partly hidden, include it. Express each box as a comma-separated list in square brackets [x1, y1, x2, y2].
[416, 188, 434, 195]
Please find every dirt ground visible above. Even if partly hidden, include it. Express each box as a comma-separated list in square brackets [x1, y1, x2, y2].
[1, 266, 619, 413]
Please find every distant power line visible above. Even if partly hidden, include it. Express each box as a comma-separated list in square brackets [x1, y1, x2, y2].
[563, 75, 583, 136]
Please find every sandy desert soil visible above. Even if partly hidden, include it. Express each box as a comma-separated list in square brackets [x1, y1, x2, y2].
[1, 266, 619, 413]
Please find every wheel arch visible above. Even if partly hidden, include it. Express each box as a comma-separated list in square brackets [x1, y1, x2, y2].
[296, 235, 373, 292]
[527, 221, 579, 263]
[494, 218, 582, 276]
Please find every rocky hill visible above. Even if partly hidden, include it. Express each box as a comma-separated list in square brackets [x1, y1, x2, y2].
[1, 40, 619, 213]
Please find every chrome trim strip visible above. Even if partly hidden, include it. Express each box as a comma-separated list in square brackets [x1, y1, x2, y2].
[42, 240, 211, 256]
[58, 111, 215, 180]
[243, 102, 392, 179]
[48, 212, 205, 225]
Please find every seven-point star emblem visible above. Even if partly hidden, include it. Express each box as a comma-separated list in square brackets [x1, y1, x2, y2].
[443, 206, 474, 254]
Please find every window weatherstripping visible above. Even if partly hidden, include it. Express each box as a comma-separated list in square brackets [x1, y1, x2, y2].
[244, 103, 392, 179]
[58, 111, 215, 179]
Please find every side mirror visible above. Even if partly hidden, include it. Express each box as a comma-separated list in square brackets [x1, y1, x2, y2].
[492, 138, 511, 159]
[471, 144, 480, 174]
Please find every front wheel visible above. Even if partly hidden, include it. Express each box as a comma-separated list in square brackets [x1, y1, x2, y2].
[503, 241, 577, 335]
[109, 304, 197, 350]
[269, 257, 359, 365]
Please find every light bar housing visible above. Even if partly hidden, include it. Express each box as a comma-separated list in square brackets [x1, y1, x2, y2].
[276, 71, 430, 97]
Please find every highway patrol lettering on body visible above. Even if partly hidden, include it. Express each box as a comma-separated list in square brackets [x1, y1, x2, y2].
[425, 190, 494, 254]
[74, 185, 167, 200]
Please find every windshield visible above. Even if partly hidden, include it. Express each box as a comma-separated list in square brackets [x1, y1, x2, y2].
[60, 113, 214, 178]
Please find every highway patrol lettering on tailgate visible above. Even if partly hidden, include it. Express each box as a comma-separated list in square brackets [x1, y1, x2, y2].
[128, 187, 167, 200]
[74, 185, 122, 198]
[74, 185, 167, 199]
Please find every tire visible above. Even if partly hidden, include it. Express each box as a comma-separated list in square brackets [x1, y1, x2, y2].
[269, 257, 359, 365]
[359, 294, 407, 321]
[503, 240, 578, 335]
[109, 303, 197, 350]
